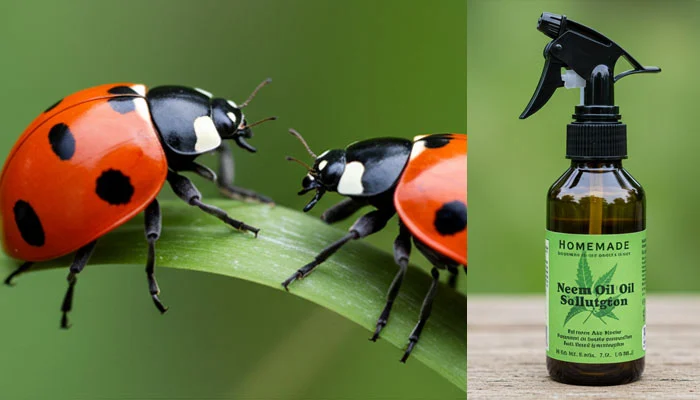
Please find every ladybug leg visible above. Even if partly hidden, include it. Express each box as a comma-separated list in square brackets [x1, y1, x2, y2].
[216, 141, 234, 182]
[282, 208, 394, 290]
[320, 199, 366, 224]
[60, 240, 97, 329]
[370, 222, 411, 341]
[182, 160, 271, 206]
[182, 161, 217, 182]
[4, 261, 33, 286]
[447, 265, 459, 289]
[218, 183, 274, 204]
[216, 142, 274, 204]
[144, 199, 168, 314]
[281, 233, 356, 290]
[401, 267, 440, 363]
[167, 170, 260, 236]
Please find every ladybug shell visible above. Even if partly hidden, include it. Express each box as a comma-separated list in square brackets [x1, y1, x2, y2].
[394, 134, 467, 265]
[0, 83, 167, 261]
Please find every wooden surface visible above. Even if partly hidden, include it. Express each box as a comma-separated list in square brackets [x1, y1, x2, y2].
[468, 296, 700, 399]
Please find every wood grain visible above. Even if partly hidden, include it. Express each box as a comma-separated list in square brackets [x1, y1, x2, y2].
[468, 296, 700, 399]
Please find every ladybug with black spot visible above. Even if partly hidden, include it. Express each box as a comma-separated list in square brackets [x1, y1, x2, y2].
[1, 80, 275, 328]
[283, 129, 467, 362]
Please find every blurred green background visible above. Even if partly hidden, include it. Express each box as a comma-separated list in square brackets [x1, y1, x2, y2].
[0, 1, 466, 399]
[467, 0, 700, 293]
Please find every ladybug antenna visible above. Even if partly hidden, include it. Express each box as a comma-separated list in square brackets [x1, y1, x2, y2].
[285, 156, 312, 171]
[243, 116, 277, 129]
[288, 128, 317, 158]
[239, 77, 272, 109]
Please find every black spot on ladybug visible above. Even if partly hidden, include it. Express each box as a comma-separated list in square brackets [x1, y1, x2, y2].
[434, 200, 467, 235]
[106, 86, 139, 114]
[108, 98, 136, 114]
[13, 200, 45, 247]
[95, 169, 134, 205]
[44, 98, 62, 113]
[48, 123, 75, 161]
[108, 86, 138, 96]
[423, 135, 451, 149]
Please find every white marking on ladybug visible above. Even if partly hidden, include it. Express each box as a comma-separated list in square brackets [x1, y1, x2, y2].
[228, 100, 238, 108]
[133, 98, 151, 123]
[318, 160, 328, 171]
[337, 161, 365, 195]
[131, 84, 147, 97]
[193, 116, 222, 152]
[410, 140, 427, 161]
[195, 88, 213, 98]
[318, 150, 330, 158]
[227, 112, 237, 124]
[306, 174, 315, 182]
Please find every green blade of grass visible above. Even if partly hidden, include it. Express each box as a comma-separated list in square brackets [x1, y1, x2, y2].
[1, 200, 466, 391]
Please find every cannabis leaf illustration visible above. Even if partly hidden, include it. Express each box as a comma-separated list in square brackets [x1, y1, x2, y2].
[593, 264, 617, 293]
[563, 252, 620, 326]
[576, 251, 593, 289]
[594, 295, 621, 321]
[564, 305, 586, 326]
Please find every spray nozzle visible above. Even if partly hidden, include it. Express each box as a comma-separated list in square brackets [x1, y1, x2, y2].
[537, 12, 565, 39]
[520, 12, 660, 120]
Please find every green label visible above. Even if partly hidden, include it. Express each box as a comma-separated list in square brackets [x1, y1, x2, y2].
[546, 230, 646, 364]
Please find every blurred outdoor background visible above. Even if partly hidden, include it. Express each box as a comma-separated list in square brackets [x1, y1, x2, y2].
[0, 1, 466, 399]
[467, 0, 700, 293]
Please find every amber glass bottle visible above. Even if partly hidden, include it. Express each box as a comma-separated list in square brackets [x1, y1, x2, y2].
[547, 160, 645, 385]
[519, 12, 658, 386]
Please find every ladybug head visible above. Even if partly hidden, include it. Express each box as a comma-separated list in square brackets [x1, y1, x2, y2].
[287, 129, 346, 212]
[211, 99, 276, 153]
[211, 78, 275, 153]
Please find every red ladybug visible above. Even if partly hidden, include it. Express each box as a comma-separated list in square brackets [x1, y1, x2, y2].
[283, 130, 467, 362]
[1, 80, 275, 328]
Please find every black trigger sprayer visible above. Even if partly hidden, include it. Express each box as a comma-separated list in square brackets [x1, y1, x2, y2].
[521, 12, 660, 159]
[521, 13, 660, 386]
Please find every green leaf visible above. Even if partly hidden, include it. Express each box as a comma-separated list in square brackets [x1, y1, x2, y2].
[563, 305, 586, 326]
[0, 200, 466, 391]
[575, 251, 593, 289]
[594, 295, 621, 321]
[592, 264, 617, 295]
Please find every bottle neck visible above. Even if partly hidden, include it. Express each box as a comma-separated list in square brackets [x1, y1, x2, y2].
[569, 159, 623, 169]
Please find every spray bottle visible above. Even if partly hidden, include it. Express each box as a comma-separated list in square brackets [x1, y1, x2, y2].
[520, 13, 660, 385]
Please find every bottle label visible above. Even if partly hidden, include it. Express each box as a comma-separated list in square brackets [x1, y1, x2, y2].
[545, 230, 646, 363]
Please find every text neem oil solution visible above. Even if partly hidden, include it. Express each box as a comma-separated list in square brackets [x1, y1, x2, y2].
[520, 13, 660, 385]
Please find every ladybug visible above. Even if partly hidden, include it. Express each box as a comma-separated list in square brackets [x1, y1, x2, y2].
[1, 79, 275, 328]
[282, 129, 467, 362]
